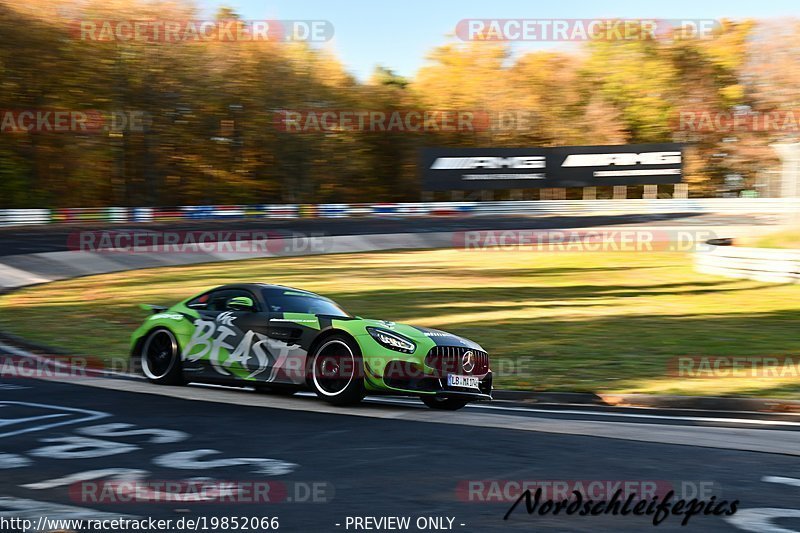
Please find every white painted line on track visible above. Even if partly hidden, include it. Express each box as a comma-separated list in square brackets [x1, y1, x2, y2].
[763, 476, 800, 488]
[4, 340, 800, 456]
[0, 496, 138, 522]
[726, 508, 800, 533]
[0, 402, 109, 439]
[5, 339, 799, 425]
[0, 383, 28, 390]
[66, 376, 800, 457]
[365, 397, 800, 427]
[193, 385, 800, 427]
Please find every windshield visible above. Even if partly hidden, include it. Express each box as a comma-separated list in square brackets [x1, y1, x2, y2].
[262, 288, 350, 317]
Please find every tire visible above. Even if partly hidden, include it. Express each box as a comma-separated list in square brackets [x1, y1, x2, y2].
[310, 334, 365, 405]
[421, 396, 469, 411]
[140, 328, 183, 385]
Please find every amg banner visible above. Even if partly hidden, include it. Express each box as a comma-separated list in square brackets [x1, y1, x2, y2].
[421, 143, 683, 190]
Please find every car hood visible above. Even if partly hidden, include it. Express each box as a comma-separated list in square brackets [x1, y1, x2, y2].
[356, 318, 485, 352]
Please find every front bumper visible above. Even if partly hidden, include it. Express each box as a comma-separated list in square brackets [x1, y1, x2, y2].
[432, 390, 493, 401]
[366, 360, 493, 400]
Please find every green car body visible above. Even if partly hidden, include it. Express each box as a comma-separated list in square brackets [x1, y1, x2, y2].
[131, 283, 492, 408]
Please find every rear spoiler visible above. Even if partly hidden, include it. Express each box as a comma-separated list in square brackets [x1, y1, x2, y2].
[139, 303, 168, 314]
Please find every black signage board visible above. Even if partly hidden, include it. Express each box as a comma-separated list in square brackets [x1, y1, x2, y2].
[421, 144, 683, 190]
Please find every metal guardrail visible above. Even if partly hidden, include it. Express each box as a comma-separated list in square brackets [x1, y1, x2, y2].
[2, 198, 799, 227]
[695, 245, 800, 283]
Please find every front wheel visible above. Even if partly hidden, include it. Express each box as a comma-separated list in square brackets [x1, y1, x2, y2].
[421, 396, 469, 411]
[141, 328, 183, 385]
[310, 335, 365, 406]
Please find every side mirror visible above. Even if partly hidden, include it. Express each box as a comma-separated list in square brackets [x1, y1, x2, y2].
[227, 296, 255, 312]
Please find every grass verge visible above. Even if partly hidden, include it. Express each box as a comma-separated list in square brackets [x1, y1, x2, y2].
[1, 248, 799, 397]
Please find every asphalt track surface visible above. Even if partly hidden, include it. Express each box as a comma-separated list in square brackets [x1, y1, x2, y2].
[0, 212, 765, 257]
[1, 348, 800, 533]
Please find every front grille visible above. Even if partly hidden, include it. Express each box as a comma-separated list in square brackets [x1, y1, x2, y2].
[424, 346, 489, 376]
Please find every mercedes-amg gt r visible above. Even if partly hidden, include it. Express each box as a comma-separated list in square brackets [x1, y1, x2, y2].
[131, 283, 492, 410]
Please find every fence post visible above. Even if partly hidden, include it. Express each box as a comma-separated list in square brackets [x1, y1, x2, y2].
[674, 183, 688, 199]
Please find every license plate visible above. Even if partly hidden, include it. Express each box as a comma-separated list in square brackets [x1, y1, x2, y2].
[447, 374, 479, 389]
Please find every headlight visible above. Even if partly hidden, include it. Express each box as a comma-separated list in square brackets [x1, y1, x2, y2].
[367, 327, 416, 353]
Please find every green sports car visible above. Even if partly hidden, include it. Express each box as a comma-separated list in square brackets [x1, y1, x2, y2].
[131, 283, 492, 410]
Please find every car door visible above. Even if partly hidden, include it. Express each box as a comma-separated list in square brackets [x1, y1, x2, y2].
[181, 288, 276, 382]
[262, 290, 333, 385]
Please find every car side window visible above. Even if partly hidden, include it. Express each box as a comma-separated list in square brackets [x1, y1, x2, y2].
[186, 292, 211, 310]
[261, 288, 349, 317]
[208, 289, 260, 312]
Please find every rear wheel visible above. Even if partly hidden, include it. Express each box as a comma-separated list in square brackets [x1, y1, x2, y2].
[420, 396, 469, 411]
[141, 328, 183, 385]
[310, 335, 365, 405]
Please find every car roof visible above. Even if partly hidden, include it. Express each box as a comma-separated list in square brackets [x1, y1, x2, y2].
[213, 283, 324, 298]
